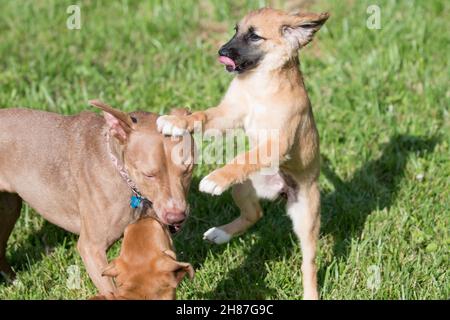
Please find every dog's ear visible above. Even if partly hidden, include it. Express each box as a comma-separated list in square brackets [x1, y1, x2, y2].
[169, 107, 191, 117]
[282, 12, 329, 49]
[161, 250, 195, 288]
[89, 99, 134, 143]
[101, 260, 119, 278]
[163, 249, 177, 260]
[171, 261, 195, 287]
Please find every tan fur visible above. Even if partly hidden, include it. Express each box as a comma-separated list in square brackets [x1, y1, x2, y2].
[157, 8, 329, 299]
[90, 216, 194, 300]
[0, 103, 195, 295]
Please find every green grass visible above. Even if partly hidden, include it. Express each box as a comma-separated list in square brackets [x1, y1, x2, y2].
[0, 0, 448, 299]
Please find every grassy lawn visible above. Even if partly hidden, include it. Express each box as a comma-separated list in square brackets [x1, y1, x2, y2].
[0, 0, 448, 299]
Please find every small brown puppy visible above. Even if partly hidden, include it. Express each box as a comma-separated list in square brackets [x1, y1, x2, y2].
[91, 215, 194, 300]
[157, 8, 329, 299]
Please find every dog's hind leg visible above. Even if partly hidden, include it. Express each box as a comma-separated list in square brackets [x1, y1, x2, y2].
[287, 178, 320, 300]
[0, 192, 22, 281]
[203, 179, 263, 244]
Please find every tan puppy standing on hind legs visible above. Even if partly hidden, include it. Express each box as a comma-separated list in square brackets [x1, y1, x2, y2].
[157, 8, 329, 299]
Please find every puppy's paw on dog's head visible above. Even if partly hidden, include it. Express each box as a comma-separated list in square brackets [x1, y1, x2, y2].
[199, 171, 234, 195]
[156, 115, 188, 137]
[199, 175, 227, 195]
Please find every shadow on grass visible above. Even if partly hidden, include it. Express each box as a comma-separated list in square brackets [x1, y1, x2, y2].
[2, 135, 439, 297]
[179, 134, 439, 299]
[320, 134, 439, 259]
[1, 219, 74, 285]
[175, 185, 291, 299]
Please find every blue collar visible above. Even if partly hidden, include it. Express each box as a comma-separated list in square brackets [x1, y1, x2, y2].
[130, 194, 152, 209]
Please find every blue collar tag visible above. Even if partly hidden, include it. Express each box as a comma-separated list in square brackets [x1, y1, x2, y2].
[130, 195, 142, 209]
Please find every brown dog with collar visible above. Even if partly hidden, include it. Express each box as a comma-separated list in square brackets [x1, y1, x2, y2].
[0, 100, 195, 296]
[91, 215, 194, 300]
[157, 8, 329, 299]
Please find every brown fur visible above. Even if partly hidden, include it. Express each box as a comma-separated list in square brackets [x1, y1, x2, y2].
[90, 215, 194, 300]
[157, 8, 329, 299]
[0, 102, 195, 295]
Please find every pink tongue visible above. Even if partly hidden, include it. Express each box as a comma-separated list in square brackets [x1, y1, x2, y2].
[218, 56, 236, 70]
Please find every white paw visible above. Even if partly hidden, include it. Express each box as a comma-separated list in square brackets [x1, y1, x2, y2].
[203, 227, 232, 244]
[199, 175, 226, 195]
[156, 116, 187, 137]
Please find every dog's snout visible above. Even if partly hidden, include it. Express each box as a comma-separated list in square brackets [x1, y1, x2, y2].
[165, 209, 186, 225]
[218, 47, 236, 58]
[218, 47, 229, 57]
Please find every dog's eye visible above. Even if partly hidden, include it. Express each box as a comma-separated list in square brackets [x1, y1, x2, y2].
[248, 32, 263, 42]
[144, 172, 157, 179]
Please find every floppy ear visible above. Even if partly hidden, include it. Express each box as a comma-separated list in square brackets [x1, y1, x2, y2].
[163, 249, 177, 260]
[171, 261, 195, 287]
[89, 99, 133, 143]
[282, 12, 329, 49]
[101, 260, 119, 278]
[161, 250, 195, 288]
[169, 107, 191, 117]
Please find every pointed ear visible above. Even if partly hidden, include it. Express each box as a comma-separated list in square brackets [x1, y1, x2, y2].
[101, 260, 119, 278]
[88, 99, 133, 143]
[163, 249, 177, 260]
[282, 12, 329, 49]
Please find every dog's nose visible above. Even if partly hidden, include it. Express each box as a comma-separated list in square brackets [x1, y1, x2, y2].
[165, 210, 186, 225]
[218, 47, 228, 56]
[219, 47, 233, 57]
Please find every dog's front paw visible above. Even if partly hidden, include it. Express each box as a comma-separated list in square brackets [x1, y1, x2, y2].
[199, 170, 234, 195]
[203, 227, 232, 244]
[199, 176, 226, 195]
[156, 115, 188, 137]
